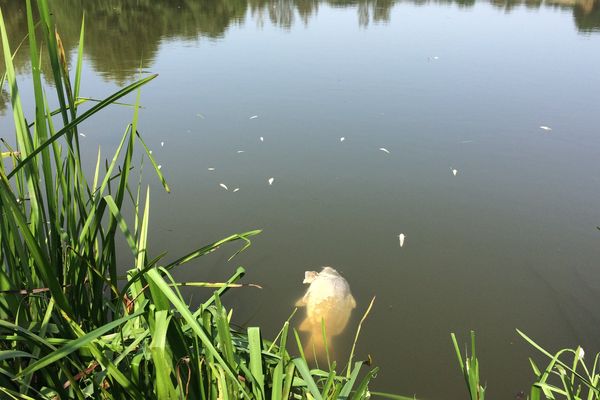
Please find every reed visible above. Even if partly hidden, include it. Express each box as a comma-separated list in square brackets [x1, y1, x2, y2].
[0, 1, 393, 398]
[451, 331, 486, 400]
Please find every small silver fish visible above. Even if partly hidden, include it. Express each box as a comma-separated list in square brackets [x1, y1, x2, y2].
[398, 233, 406, 247]
[249, 115, 259, 120]
[219, 183, 228, 190]
[268, 177, 274, 185]
[379, 147, 390, 154]
[540, 126, 552, 131]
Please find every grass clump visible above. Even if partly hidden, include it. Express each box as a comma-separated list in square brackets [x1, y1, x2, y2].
[452, 330, 600, 400]
[0, 1, 390, 398]
[519, 329, 600, 400]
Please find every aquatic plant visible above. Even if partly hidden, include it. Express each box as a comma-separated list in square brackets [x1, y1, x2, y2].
[451, 331, 486, 400]
[0, 1, 397, 398]
[452, 330, 600, 400]
[518, 329, 600, 400]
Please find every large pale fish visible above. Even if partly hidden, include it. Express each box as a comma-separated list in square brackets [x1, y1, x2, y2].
[295, 267, 356, 359]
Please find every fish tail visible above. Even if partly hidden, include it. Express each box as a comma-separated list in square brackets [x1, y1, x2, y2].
[303, 332, 334, 364]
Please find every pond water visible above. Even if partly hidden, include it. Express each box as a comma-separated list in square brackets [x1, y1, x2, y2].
[2, 0, 600, 398]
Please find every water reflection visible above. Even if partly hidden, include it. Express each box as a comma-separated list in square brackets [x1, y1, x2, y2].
[0, 0, 598, 89]
[295, 267, 356, 360]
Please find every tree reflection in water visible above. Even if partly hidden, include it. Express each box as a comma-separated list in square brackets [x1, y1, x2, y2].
[0, 0, 598, 107]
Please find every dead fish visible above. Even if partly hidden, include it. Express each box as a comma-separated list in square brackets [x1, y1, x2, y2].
[160, 141, 165, 147]
[340, 137, 345, 142]
[157, 165, 162, 170]
[237, 150, 245, 154]
[268, 177, 274, 185]
[249, 115, 259, 120]
[233, 188, 240, 193]
[260, 136, 264, 142]
[379, 147, 390, 154]
[295, 267, 356, 359]
[208, 167, 215, 171]
[79, 133, 86, 137]
[219, 183, 228, 190]
[540, 126, 552, 131]
[398, 233, 406, 247]
[452, 168, 458, 176]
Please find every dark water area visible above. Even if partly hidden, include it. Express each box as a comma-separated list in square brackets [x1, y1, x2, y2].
[2, 0, 600, 398]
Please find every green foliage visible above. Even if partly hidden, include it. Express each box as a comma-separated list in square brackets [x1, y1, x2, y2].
[0, 1, 386, 398]
[451, 330, 600, 400]
[518, 330, 600, 400]
[451, 331, 485, 400]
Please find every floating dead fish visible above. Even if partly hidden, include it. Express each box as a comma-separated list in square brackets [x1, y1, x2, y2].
[268, 177, 274, 185]
[260, 136, 264, 142]
[233, 188, 240, 192]
[237, 150, 245, 153]
[79, 133, 86, 137]
[452, 169, 458, 176]
[295, 267, 356, 359]
[219, 183, 228, 190]
[540, 126, 552, 131]
[249, 115, 259, 120]
[208, 167, 215, 171]
[149, 150, 153, 155]
[340, 137, 345, 142]
[379, 147, 390, 154]
[160, 141, 165, 147]
[157, 165, 162, 170]
[398, 233, 406, 247]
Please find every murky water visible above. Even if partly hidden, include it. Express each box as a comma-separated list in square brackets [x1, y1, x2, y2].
[2, 0, 600, 397]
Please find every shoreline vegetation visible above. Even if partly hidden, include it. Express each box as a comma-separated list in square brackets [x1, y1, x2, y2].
[1, 1, 598, 399]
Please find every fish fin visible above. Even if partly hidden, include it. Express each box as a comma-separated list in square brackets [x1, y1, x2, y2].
[303, 270, 318, 284]
[349, 295, 357, 309]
